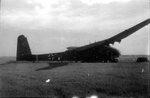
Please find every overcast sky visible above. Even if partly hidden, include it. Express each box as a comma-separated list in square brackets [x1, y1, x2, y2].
[0, 0, 150, 56]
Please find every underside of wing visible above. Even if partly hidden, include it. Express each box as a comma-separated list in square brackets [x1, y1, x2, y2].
[73, 18, 150, 51]
[104, 18, 150, 45]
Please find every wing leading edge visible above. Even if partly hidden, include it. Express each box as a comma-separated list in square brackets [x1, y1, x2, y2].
[74, 18, 150, 51]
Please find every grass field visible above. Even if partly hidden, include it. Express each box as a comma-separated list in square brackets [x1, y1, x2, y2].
[0, 57, 149, 98]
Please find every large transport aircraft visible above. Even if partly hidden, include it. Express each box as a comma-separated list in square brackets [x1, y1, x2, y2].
[16, 19, 150, 62]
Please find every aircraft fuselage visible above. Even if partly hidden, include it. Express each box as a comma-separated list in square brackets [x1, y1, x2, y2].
[25, 45, 120, 62]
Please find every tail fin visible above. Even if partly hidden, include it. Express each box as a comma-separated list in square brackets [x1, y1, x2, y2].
[16, 35, 32, 61]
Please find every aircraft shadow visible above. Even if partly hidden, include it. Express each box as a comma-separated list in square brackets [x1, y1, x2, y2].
[35, 62, 69, 71]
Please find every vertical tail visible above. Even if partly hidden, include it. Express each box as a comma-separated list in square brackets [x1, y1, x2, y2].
[16, 35, 32, 61]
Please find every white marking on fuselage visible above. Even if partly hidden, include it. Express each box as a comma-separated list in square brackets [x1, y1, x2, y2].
[46, 79, 51, 83]
[142, 69, 144, 73]
[72, 96, 79, 98]
[86, 95, 98, 98]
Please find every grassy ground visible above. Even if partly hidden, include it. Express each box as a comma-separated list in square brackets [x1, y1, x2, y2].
[0, 59, 149, 98]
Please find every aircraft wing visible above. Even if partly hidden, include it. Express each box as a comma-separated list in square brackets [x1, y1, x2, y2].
[73, 18, 150, 51]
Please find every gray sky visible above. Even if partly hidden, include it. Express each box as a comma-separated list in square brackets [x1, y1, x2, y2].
[0, 0, 150, 56]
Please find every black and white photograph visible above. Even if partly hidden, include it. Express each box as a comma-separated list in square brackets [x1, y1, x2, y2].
[0, 0, 150, 97]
